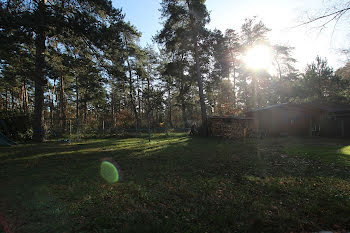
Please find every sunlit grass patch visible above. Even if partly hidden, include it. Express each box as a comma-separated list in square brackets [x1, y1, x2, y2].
[285, 143, 350, 166]
[340, 145, 350, 156]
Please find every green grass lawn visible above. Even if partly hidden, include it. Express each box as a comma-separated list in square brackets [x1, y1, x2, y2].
[0, 134, 350, 233]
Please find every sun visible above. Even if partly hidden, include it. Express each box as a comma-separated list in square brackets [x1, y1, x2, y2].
[244, 45, 272, 70]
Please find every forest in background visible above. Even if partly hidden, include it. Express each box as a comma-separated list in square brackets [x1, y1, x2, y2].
[1, 0, 350, 141]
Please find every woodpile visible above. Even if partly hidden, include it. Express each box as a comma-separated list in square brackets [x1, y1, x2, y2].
[207, 117, 256, 139]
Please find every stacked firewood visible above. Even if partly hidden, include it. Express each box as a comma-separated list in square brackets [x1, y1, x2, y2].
[207, 118, 256, 139]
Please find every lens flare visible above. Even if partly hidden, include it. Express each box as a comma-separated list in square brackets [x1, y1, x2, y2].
[100, 160, 119, 183]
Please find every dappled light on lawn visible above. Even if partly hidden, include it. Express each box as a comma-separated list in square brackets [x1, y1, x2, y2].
[244, 45, 272, 70]
[1, 135, 350, 232]
[340, 145, 350, 156]
[285, 142, 350, 166]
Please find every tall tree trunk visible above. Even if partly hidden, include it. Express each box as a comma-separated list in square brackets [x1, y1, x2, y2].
[84, 89, 88, 123]
[137, 75, 142, 124]
[21, 81, 28, 113]
[16, 88, 19, 110]
[11, 88, 14, 110]
[233, 68, 237, 108]
[181, 101, 187, 129]
[123, 34, 139, 130]
[187, 1, 207, 135]
[125, 56, 139, 130]
[194, 43, 207, 135]
[20, 85, 23, 112]
[179, 81, 187, 128]
[59, 75, 66, 131]
[147, 76, 151, 142]
[229, 51, 237, 108]
[32, 0, 47, 142]
[317, 70, 323, 101]
[24, 84, 28, 114]
[243, 77, 249, 111]
[84, 101, 88, 123]
[168, 87, 173, 128]
[251, 75, 257, 109]
[0, 90, 2, 112]
[111, 91, 116, 128]
[122, 82, 127, 110]
[25, 81, 29, 113]
[50, 78, 56, 128]
[49, 89, 53, 128]
[0, 92, 2, 112]
[5, 88, 8, 113]
[76, 75, 79, 135]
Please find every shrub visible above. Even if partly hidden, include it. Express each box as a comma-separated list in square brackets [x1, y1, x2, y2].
[0, 111, 32, 141]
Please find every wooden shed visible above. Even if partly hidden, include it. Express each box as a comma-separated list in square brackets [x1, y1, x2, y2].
[318, 105, 350, 137]
[245, 103, 350, 137]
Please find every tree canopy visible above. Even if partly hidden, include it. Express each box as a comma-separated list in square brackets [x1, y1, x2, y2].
[1, 0, 350, 140]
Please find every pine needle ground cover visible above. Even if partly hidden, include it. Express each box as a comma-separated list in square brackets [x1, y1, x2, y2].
[0, 134, 349, 232]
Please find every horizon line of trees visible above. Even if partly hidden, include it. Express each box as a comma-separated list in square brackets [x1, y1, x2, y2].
[1, 0, 350, 141]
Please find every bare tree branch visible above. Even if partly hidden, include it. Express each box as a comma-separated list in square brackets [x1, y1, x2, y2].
[291, 7, 350, 29]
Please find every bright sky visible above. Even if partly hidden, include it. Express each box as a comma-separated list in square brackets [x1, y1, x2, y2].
[112, 0, 350, 71]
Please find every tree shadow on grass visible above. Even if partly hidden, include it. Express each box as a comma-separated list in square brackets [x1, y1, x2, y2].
[0, 134, 188, 161]
[0, 135, 191, 232]
[0, 135, 190, 186]
[1, 136, 350, 233]
[106, 137, 350, 232]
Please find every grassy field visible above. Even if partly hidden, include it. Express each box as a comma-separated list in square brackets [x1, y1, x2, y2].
[0, 134, 350, 233]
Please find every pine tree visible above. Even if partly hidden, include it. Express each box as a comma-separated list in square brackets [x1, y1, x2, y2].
[157, 0, 211, 135]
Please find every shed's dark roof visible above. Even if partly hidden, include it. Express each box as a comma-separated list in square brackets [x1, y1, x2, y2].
[246, 103, 350, 114]
[208, 115, 253, 120]
[306, 103, 350, 113]
[246, 103, 314, 113]
[246, 103, 289, 112]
